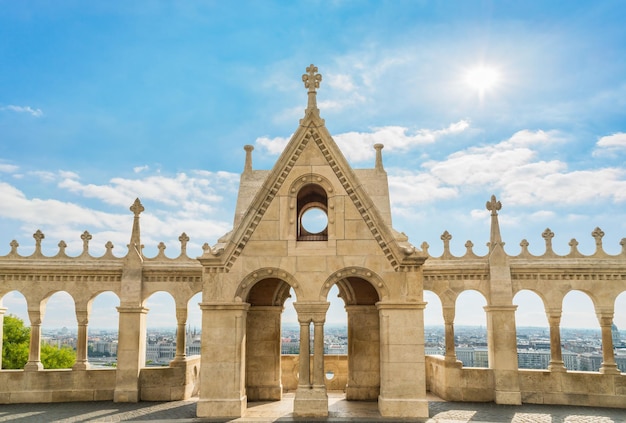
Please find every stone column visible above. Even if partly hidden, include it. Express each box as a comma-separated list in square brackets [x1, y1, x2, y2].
[297, 319, 311, 388]
[24, 307, 44, 371]
[597, 310, 620, 375]
[73, 310, 90, 370]
[547, 309, 566, 372]
[114, 306, 148, 402]
[246, 305, 283, 400]
[197, 302, 250, 418]
[312, 320, 325, 388]
[293, 302, 329, 418]
[173, 307, 187, 362]
[442, 305, 459, 364]
[485, 305, 522, 405]
[0, 306, 6, 370]
[345, 305, 380, 400]
[377, 302, 429, 419]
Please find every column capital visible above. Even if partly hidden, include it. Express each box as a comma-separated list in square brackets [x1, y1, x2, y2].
[376, 301, 427, 310]
[199, 302, 250, 312]
[294, 301, 329, 323]
[483, 305, 518, 313]
[116, 306, 149, 314]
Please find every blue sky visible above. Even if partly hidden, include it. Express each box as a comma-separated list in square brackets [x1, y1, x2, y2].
[1, 1, 626, 331]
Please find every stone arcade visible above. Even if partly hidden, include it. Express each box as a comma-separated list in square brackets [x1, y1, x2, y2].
[0, 65, 625, 419]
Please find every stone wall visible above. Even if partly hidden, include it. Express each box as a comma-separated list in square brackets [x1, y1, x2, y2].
[0, 356, 201, 404]
[425, 355, 626, 408]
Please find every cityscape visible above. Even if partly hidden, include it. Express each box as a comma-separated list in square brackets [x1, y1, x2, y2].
[39, 323, 626, 372]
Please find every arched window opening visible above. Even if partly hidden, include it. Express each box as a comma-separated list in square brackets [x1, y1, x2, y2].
[613, 292, 626, 372]
[144, 291, 176, 367]
[561, 290, 600, 371]
[88, 291, 120, 368]
[1, 291, 29, 369]
[41, 291, 77, 369]
[186, 292, 202, 357]
[297, 184, 328, 241]
[423, 291, 444, 356]
[513, 290, 549, 369]
[454, 290, 488, 368]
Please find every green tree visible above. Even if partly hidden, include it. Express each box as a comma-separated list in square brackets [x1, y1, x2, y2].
[2, 314, 76, 369]
[41, 343, 76, 369]
[2, 315, 29, 369]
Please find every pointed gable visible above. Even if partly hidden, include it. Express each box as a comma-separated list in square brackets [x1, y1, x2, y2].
[199, 65, 425, 271]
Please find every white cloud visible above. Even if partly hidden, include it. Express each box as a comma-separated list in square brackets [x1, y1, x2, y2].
[57, 171, 238, 208]
[387, 129, 626, 207]
[134, 165, 149, 173]
[255, 120, 470, 163]
[1, 105, 43, 117]
[593, 132, 626, 157]
[256, 135, 291, 155]
[0, 163, 19, 173]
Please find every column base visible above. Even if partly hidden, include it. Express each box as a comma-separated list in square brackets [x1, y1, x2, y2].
[24, 361, 43, 371]
[548, 361, 566, 372]
[600, 363, 621, 375]
[378, 396, 429, 418]
[196, 396, 247, 418]
[495, 390, 522, 405]
[72, 361, 91, 371]
[293, 388, 328, 417]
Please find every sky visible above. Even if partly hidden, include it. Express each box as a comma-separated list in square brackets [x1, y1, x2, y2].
[1, 1, 626, 331]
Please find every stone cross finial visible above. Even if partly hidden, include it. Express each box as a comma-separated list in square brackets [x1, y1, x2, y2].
[130, 198, 144, 217]
[592, 227, 605, 254]
[81, 231, 92, 254]
[302, 64, 322, 113]
[441, 231, 452, 258]
[542, 228, 555, 255]
[486, 195, 501, 216]
[302, 64, 322, 92]
[486, 194, 503, 250]
[33, 230, 44, 255]
[179, 232, 189, 257]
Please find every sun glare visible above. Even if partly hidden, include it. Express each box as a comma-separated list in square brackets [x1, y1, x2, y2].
[465, 65, 500, 96]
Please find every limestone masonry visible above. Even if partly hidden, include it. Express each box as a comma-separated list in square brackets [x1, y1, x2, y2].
[1, 65, 625, 419]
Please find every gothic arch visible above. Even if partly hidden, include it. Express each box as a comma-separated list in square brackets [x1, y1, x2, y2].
[288, 173, 336, 241]
[319, 267, 389, 303]
[235, 268, 302, 305]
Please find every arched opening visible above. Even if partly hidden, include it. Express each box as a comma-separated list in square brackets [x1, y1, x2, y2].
[1, 290, 29, 369]
[513, 290, 549, 369]
[297, 184, 328, 241]
[144, 291, 176, 367]
[333, 276, 380, 401]
[614, 292, 626, 372]
[88, 291, 120, 368]
[454, 290, 488, 368]
[41, 291, 77, 369]
[186, 292, 202, 357]
[561, 290, 600, 371]
[424, 291, 444, 356]
[244, 277, 293, 401]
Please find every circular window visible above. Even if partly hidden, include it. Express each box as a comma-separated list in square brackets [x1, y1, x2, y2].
[325, 370, 335, 380]
[300, 207, 328, 234]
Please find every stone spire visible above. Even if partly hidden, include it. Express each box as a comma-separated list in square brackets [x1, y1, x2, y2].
[128, 198, 144, 258]
[374, 143, 385, 172]
[486, 194, 503, 251]
[302, 64, 322, 116]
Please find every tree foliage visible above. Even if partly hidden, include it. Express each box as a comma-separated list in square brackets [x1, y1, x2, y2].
[2, 314, 76, 369]
[2, 315, 29, 369]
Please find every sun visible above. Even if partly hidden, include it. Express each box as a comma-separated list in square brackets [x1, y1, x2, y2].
[465, 65, 500, 96]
